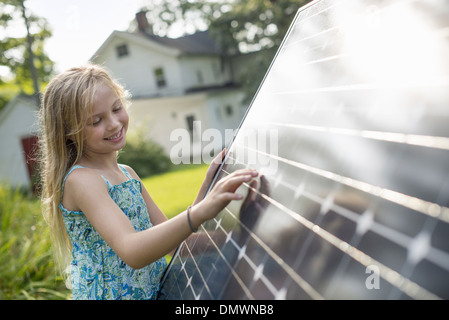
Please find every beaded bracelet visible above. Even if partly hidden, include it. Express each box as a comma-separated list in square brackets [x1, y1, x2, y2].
[186, 205, 197, 233]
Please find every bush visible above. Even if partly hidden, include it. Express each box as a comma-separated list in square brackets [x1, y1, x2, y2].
[118, 132, 172, 178]
[0, 185, 71, 299]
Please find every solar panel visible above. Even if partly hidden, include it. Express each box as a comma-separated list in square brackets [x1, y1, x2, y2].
[157, 0, 449, 300]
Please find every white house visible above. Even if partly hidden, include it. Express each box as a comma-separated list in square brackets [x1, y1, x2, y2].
[0, 94, 39, 188]
[90, 11, 251, 161]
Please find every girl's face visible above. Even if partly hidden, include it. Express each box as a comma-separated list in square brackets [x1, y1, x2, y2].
[82, 82, 129, 157]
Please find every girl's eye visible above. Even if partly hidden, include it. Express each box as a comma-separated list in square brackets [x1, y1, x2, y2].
[113, 105, 122, 112]
[92, 118, 101, 125]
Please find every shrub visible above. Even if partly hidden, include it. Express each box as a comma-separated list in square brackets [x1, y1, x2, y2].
[118, 132, 172, 178]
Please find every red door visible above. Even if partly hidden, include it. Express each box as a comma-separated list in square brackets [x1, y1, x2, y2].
[21, 135, 39, 192]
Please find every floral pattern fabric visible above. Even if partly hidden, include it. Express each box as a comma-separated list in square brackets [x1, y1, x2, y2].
[59, 165, 167, 300]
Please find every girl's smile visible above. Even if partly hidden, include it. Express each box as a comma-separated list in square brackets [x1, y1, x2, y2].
[104, 127, 124, 142]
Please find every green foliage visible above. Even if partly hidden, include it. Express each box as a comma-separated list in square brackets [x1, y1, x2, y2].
[0, 0, 54, 111]
[237, 46, 278, 105]
[0, 185, 71, 300]
[0, 80, 20, 111]
[118, 132, 173, 178]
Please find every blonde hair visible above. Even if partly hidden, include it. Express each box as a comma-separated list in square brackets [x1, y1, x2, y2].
[38, 64, 130, 280]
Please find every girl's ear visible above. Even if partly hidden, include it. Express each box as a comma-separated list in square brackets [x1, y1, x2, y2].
[66, 136, 76, 145]
[67, 132, 79, 142]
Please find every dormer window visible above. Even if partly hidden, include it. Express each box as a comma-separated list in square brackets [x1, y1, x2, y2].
[116, 44, 129, 58]
[154, 67, 167, 88]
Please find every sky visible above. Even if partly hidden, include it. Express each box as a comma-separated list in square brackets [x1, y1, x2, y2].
[24, 0, 157, 72]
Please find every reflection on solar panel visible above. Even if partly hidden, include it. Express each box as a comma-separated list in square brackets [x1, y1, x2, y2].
[158, 0, 449, 299]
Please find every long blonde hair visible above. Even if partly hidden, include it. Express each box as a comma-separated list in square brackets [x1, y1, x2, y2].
[38, 64, 130, 279]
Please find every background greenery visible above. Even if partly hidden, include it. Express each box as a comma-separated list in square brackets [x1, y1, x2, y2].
[0, 164, 208, 300]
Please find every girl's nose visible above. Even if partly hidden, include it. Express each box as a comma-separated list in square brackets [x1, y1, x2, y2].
[107, 116, 121, 131]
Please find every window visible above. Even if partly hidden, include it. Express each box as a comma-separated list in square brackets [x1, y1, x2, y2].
[225, 105, 234, 117]
[154, 67, 167, 88]
[116, 44, 129, 58]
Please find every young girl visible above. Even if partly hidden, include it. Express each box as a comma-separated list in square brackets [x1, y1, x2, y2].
[38, 64, 258, 300]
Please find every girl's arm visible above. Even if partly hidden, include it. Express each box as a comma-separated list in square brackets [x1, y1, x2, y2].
[64, 167, 257, 269]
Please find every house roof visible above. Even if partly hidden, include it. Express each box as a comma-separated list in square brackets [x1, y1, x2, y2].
[139, 30, 222, 55]
[91, 29, 222, 61]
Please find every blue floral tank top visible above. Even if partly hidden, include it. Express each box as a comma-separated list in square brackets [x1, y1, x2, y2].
[59, 165, 167, 300]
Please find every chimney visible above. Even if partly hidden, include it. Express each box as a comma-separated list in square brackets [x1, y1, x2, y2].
[136, 10, 151, 33]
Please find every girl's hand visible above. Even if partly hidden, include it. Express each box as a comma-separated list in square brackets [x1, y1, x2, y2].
[205, 148, 226, 180]
[193, 149, 226, 205]
[191, 168, 258, 226]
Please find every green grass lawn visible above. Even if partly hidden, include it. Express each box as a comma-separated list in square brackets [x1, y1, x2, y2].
[0, 164, 208, 299]
[142, 164, 208, 219]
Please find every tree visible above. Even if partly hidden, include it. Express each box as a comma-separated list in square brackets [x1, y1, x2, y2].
[0, 0, 54, 109]
[139, 0, 311, 102]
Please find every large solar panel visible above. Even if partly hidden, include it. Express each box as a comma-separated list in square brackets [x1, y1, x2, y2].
[157, 0, 449, 300]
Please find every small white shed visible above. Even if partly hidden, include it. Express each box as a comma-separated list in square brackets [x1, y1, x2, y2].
[0, 94, 39, 189]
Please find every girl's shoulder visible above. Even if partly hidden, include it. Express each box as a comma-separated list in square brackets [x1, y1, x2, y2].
[118, 164, 141, 181]
[61, 166, 109, 211]
[65, 166, 104, 185]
